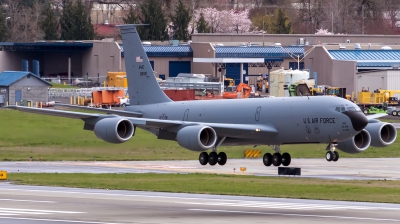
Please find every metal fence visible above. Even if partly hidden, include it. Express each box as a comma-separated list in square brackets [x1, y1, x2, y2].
[159, 82, 223, 91]
[49, 87, 127, 99]
[49, 82, 223, 99]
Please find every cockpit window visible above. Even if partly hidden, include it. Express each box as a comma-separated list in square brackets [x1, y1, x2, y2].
[335, 105, 361, 112]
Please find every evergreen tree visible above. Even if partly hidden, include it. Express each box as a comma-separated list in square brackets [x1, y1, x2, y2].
[196, 12, 210, 33]
[41, 3, 58, 40]
[123, 6, 139, 24]
[139, 0, 168, 41]
[0, 11, 9, 41]
[170, 0, 191, 41]
[271, 9, 292, 34]
[60, 0, 95, 40]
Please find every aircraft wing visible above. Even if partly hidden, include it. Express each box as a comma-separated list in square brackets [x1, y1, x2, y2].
[128, 117, 278, 138]
[55, 103, 143, 117]
[5, 105, 102, 119]
[366, 113, 389, 120]
[6, 106, 277, 138]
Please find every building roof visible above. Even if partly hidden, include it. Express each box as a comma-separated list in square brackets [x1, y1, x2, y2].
[215, 46, 304, 58]
[120, 45, 303, 58]
[120, 45, 193, 57]
[0, 42, 93, 51]
[0, 71, 52, 86]
[328, 50, 400, 69]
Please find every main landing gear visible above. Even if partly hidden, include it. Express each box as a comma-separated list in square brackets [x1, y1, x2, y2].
[263, 145, 291, 167]
[199, 137, 227, 166]
[326, 144, 339, 162]
[199, 151, 227, 166]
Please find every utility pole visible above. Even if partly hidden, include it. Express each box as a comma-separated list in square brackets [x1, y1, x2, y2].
[280, 46, 316, 70]
[331, 11, 333, 34]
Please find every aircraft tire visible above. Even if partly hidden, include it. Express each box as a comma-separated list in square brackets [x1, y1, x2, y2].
[199, 152, 209, 165]
[281, 152, 291, 166]
[333, 151, 339, 162]
[326, 151, 334, 162]
[272, 153, 282, 166]
[208, 152, 218, 166]
[217, 152, 227, 166]
[263, 153, 273, 166]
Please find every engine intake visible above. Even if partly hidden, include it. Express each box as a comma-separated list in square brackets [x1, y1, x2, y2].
[176, 125, 217, 151]
[94, 118, 135, 143]
[364, 122, 397, 147]
[336, 129, 371, 154]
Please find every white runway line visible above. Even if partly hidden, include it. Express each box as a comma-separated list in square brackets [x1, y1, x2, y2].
[177, 201, 400, 211]
[0, 217, 125, 224]
[189, 209, 400, 222]
[0, 198, 56, 203]
[0, 207, 85, 217]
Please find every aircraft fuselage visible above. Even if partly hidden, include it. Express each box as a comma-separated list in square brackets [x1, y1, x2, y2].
[126, 96, 361, 146]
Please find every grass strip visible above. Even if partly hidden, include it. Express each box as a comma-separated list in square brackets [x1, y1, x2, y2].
[8, 173, 400, 204]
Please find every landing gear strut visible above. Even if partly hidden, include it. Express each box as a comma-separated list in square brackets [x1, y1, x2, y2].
[198, 137, 227, 166]
[326, 144, 339, 162]
[263, 145, 291, 167]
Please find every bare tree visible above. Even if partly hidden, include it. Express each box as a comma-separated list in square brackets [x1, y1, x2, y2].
[6, 0, 45, 42]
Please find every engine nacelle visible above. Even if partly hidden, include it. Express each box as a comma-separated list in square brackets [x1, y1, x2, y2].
[176, 125, 217, 151]
[336, 129, 371, 154]
[94, 118, 135, 143]
[364, 122, 397, 147]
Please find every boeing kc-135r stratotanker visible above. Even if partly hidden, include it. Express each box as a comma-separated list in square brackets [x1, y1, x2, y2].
[8, 24, 397, 167]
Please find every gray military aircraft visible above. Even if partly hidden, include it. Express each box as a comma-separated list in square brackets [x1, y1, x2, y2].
[7, 24, 397, 167]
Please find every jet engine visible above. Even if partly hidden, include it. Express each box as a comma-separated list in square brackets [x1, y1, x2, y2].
[364, 122, 397, 147]
[336, 129, 371, 154]
[176, 125, 217, 151]
[94, 118, 135, 143]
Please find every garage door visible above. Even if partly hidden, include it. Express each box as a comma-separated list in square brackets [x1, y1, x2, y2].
[169, 61, 191, 78]
[225, 63, 248, 85]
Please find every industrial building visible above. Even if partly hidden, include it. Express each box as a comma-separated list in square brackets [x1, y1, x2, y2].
[0, 71, 52, 106]
[0, 33, 398, 96]
[304, 44, 400, 97]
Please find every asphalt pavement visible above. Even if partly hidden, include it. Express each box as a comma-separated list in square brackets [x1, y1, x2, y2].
[2, 157, 400, 180]
[0, 183, 399, 224]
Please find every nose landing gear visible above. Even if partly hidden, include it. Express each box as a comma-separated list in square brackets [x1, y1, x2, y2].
[326, 144, 339, 162]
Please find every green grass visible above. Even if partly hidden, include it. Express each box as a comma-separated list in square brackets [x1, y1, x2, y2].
[0, 109, 400, 161]
[8, 173, 400, 203]
[49, 82, 78, 88]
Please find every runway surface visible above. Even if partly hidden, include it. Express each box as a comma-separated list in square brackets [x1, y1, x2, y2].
[1, 158, 400, 180]
[0, 182, 399, 224]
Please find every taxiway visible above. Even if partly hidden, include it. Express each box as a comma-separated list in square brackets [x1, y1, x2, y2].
[1, 158, 400, 180]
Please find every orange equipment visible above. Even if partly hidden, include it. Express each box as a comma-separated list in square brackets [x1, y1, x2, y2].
[223, 83, 252, 99]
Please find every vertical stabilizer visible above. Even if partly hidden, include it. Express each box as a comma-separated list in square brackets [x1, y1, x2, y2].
[119, 24, 172, 105]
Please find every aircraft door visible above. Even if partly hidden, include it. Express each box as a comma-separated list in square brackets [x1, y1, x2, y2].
[183, 109, 189, 121]
[255, 106, 261, 122]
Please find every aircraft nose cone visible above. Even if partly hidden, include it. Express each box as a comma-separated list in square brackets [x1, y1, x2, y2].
[343, 111, 368, 132]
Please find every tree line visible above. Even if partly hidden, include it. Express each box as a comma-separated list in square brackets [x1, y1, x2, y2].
[0, 0, 399, 42]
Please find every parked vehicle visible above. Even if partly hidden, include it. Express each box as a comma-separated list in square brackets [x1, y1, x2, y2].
[73, 78, 100, 87]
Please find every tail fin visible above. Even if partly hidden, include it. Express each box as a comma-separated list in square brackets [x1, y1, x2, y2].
[119, 24, 172, 105]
